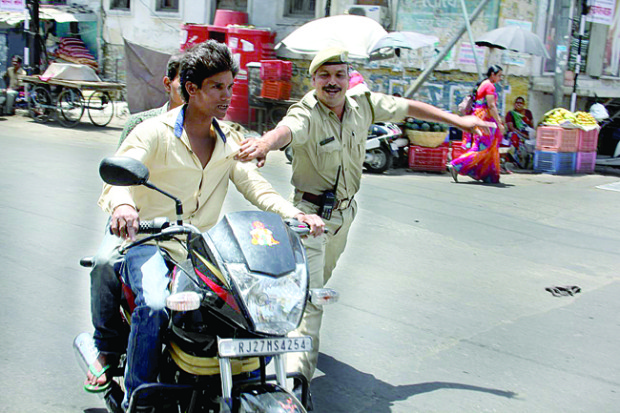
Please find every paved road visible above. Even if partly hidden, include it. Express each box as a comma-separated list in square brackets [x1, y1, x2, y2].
[1, 113, 620, 412]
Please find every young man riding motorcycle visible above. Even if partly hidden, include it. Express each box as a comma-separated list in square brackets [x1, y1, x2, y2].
[86, 40, 324, 409]
[85, 54, 186, 397]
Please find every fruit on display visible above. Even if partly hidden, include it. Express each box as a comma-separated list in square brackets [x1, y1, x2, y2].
[542, 108, 576, 125]
[541, 108, 599, 129]
[573, 111, 598, 127]
[403, 118, 448, 132]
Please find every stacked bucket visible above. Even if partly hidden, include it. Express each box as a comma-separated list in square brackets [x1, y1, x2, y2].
[534, 126, 599, 174]
[227, 27, 277, 123]
[180, 10, 278, 125]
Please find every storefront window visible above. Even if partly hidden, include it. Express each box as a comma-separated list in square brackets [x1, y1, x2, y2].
[285, 0, 316, 17]
[156, 0, 179, 12]
[111, 0, 130, 10]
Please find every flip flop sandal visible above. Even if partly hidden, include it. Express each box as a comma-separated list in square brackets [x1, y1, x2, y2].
[83, 363, 111, 393]
[545, 285, 581, 297]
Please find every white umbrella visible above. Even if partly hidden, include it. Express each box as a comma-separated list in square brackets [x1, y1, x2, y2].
[368, 31, 438, 60]
[275, 15, 388, 61]
[475, 26, 550, 58]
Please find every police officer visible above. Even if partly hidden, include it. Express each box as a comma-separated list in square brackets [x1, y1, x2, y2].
[237, 47, 493, 406]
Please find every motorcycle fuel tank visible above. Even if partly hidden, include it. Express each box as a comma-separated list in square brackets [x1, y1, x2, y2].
[206, 211, 297, 277]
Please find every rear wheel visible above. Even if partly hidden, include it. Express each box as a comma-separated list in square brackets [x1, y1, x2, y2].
[28, 86, 53, 123]
[57, 88, 84, 127]
[364, 146, 393, 173]
[88, 91, 115, 127]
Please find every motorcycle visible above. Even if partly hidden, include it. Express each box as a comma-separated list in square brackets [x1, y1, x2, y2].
[364, 122, 407, 173]
[75, 156, 339, 413]
[284, 122, 404, 174]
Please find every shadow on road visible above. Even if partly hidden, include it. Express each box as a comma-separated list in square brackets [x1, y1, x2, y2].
[312, 353, 518, 412]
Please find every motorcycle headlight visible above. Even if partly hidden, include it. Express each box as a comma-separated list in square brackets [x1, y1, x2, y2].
[226, 263, 307, 335]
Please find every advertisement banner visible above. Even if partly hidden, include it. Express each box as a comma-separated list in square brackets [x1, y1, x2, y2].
[586, 0, 616, 25]
[0, 0, 25, 12]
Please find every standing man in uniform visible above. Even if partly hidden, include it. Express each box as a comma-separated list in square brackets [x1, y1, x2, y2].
[236, 47, 494, 407]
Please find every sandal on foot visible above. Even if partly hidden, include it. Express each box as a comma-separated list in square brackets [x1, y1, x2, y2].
[448, 165, 458, 182]
[84, 361, 111, 393]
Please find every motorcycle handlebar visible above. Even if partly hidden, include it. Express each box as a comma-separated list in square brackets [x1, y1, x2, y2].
[108, 217, 171, 235]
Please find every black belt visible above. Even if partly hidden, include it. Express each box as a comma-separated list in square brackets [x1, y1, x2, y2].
[301, 192, 353, 210]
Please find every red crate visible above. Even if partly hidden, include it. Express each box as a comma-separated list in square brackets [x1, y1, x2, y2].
[536, 126, 579, 152]
[450, 141, 466, 160]
[261, 80, 291, 100]
[260, 60, 292, 81]
[408, 145, 449, 172]
[575, 151, 596, 173]
[577, 129, 599, 152]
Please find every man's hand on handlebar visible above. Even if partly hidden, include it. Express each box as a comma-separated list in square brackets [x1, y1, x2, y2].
[295, 213, 325, 237]
[111, 204, 139, 241]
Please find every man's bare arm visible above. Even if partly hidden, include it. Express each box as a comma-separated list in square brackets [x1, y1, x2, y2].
[406, 100, 495, 136]
[236, 125, 292, 167]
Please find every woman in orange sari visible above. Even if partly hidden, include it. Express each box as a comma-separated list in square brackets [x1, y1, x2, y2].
[449, 65, 505, 183]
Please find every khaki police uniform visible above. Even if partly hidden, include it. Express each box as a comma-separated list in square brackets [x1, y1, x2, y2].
[278, 72, 409, 382]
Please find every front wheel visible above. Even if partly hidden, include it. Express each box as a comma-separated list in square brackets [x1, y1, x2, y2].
[57, 88, 85, 127]
[364, 146, 393, 173]
[88, 91, 115, 127]
[28, 86, 53, 123]
[236, 384, 306, 412]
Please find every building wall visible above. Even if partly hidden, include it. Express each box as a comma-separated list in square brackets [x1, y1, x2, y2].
[101, 0, 215, 80]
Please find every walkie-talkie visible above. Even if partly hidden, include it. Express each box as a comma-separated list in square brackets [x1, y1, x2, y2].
[319, 165, 341, 220]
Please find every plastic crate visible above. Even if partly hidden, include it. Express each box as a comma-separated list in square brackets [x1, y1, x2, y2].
[408, 145, 449, 172]
[575, 151, 596, 173]
[261, 80, 291, 100]
[534, 150, 576, 174]
[535, 126, 579, 152]
[577, 129, 599, 152]
[260, 60, 292, 81]
[450, 141, 466, 161]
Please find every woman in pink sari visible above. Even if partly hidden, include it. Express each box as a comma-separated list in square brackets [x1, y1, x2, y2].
[449, 65, 505, 183]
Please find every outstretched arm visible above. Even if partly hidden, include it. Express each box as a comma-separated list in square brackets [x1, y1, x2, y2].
[406, 100, 495, 136]
[235, 125, 292, 167]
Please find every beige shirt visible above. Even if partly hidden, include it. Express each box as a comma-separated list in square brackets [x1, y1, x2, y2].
[278, 85, 409, 202]
[99, 105, 301, 261]
[7, 66, 25, 90]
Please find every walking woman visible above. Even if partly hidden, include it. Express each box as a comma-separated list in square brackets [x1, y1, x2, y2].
[449, 65, 505, 183]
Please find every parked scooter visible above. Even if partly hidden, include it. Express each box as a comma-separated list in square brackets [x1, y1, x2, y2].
[284, 122, 404, 174]
[365, 122, 407, 172]
[75, 156, 338, 413]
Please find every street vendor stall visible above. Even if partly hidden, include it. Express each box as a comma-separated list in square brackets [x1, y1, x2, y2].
[22, 63, 124, 128]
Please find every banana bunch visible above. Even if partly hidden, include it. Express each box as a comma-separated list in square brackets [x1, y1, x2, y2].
[542, 108, 576, 125]
[574, 111, 598, 127]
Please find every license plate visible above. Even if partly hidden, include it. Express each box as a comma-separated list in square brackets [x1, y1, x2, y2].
[218, 336, 312, 358]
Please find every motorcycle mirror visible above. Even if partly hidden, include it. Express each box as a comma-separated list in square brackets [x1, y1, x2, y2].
[99, 156, 150, 186]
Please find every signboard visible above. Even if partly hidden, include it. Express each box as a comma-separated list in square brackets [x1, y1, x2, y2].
[457, 42, 486, 66]
[586, 0, 616, 25]
[0, 0, 25, 12]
